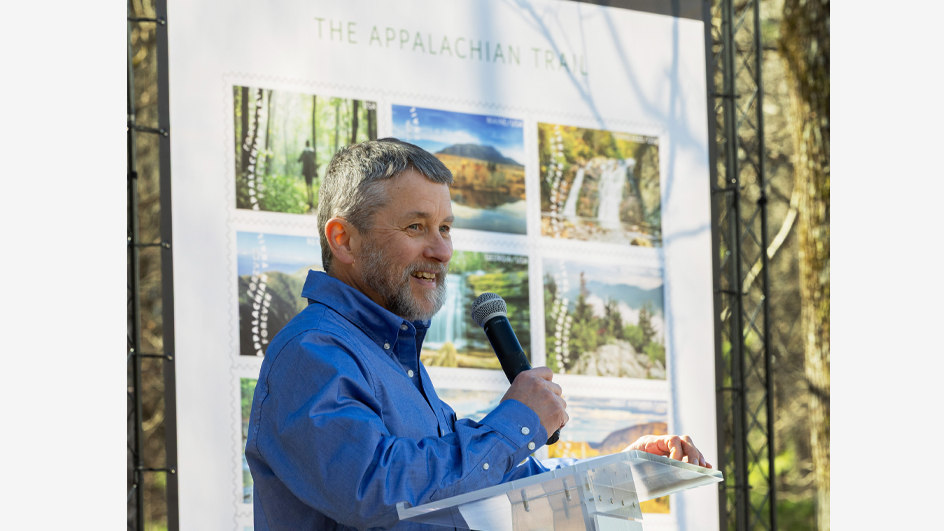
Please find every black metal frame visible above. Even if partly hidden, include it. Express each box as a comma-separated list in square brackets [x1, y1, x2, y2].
[122, 1, 773, 530]
[704, 0, 776, 530]
[127, 0, 178, 529]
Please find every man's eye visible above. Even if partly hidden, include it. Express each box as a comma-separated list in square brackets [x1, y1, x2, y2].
[408, 224, 421, 231]
[440, 225, 451, 233]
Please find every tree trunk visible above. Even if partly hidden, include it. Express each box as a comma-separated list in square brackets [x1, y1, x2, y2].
[630, 144, 649, 220]
[350, 99, 359, 144]
[247, 88, 264, 179]
[312, 95, 318, 163]
[240, 86, 250, 172]
[780, 1, 829, 529]
[263, 89, 273, 176]
[367, 103, 377, 140]
[333, 99, 340, 153]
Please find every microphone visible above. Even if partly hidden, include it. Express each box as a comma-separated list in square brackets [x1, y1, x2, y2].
[471, 292, 560, 446]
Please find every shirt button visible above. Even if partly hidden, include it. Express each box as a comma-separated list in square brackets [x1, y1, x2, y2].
[483, 463, 489, 470]
[400, 324, 408, 330]
[407, 370, 414, 377]
[383, 342, 390, 349]
[528, 442, 536, 451]
[521, 427, 530, 435]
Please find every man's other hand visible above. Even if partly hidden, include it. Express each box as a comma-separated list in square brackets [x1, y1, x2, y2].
[500, 367, 568, 440]
[624, 435, 712, 468]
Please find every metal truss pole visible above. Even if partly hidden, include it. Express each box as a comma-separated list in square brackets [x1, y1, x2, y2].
[704, 0, 776, 529]
[127, 8, 144, 527]
[127, 0, 178, 528]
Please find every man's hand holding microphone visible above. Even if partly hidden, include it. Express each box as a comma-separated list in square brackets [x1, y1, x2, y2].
[499, 367, 569, 443]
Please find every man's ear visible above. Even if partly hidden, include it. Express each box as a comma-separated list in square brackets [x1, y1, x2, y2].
[325, 217, 360, 266]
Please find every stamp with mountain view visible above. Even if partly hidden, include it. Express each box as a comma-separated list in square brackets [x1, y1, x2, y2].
[393, 105, 527, 235]
[236, 231, 322, 356]
[544, 257, 666, 379]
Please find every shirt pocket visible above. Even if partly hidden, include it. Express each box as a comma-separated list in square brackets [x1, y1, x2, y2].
[439, 407, 457, 436]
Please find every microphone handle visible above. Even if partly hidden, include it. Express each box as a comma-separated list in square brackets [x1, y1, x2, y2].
[483, 316, 561, 446]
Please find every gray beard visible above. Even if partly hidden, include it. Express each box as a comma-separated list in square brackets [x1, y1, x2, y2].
[359, 236, 448, 322]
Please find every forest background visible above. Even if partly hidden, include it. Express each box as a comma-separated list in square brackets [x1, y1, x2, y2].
[233, 87, 378, 214]
[128, 0, 829, 530]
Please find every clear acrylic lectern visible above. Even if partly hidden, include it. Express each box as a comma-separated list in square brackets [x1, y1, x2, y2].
[396, 450, 723, 531]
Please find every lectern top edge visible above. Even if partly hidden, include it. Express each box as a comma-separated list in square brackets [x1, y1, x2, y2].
[396, 450, 722, 521]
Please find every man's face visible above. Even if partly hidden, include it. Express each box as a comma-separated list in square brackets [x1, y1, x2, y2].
[355, 169, 454, 321]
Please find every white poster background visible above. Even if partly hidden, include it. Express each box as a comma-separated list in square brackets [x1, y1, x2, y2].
[169, 0, 716, 529]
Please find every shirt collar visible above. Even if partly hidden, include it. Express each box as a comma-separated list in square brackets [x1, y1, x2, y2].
[301, 270, 431, 351]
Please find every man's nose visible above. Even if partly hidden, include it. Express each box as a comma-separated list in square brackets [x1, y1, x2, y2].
[424, 230, 452, 263]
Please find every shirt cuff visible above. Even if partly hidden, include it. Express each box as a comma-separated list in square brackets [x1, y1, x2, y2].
[479, 399, 547, 450]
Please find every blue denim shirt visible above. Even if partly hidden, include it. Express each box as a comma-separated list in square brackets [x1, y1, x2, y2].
[245, 271, 553, 530]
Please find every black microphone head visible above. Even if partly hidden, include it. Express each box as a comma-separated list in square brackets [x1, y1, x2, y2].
[471, 292, 507, 327]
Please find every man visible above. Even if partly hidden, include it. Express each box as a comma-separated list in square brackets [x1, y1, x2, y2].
[246, 139, 709, 530]
[298, 139, 318, 210]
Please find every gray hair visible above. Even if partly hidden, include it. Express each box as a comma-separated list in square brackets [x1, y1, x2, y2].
[318, 138, 453, 273]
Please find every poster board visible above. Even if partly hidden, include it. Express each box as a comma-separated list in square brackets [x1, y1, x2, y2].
[168, 0, 716, 529]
